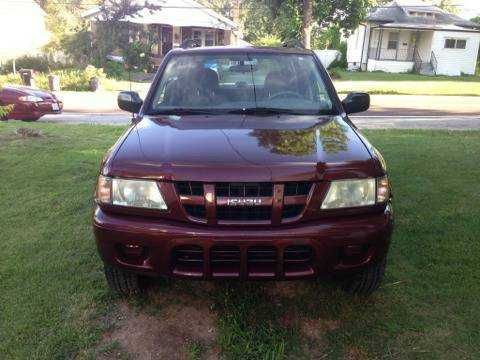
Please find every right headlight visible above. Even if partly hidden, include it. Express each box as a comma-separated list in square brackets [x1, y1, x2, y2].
[321, 176, 390, 209]
[96, 176, 168, 210]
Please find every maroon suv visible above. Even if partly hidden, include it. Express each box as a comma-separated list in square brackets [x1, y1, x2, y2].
[93, 46, 393, 296]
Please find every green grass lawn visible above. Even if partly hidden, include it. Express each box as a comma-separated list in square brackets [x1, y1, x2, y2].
[333, 70, 480, 96]
[1, 123, 480, 359]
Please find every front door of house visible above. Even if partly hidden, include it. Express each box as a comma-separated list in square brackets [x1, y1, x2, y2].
[162, 26, 173, 55]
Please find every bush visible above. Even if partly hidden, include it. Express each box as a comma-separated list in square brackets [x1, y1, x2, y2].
[1, 66, 106, 91]
[251, 35, 283, 47]
[104, 61, 125, 79]
[0, 73, 22, 87]
[0, 104, 14, 118]
[328, 42, 347, 70]
[0, 55, 60, 74]
[123, 42, 153, 72]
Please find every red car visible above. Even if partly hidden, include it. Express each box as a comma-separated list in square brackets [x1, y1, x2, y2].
[93, 46, 393, 296]
[0, 86, 63, 121]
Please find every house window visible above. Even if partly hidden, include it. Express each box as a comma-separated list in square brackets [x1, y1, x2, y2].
[205, 31, 215, 46]
[387, 33, 399, 50]
[445, 38, 467, 49]
[456, 39, 467, 49]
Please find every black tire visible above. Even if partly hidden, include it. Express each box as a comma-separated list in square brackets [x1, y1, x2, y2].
[104, 264, 142, 296]
[342, 258, 386, 296]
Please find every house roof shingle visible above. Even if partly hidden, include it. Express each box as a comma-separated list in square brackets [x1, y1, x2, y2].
[367, 0, 480, 31]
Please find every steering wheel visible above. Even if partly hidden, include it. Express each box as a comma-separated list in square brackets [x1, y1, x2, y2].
[268, 91, 303, 101]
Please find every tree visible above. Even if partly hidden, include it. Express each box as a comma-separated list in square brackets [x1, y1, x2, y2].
[437, 0, 459, 14]
[241, 0, 370, 49]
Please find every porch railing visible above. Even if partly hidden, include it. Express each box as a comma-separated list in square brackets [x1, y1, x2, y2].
[430, 51, 438, 75]
[368, 47, 415, 62]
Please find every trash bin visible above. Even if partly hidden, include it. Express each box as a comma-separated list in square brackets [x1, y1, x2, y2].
[48, 75, 60, 91]
[89, 77, 100, 92]
[19, 69, 35, 87]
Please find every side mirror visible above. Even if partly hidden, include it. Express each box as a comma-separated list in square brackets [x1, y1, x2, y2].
[342, 92, 370, 114]
[118, 91, 143, 113]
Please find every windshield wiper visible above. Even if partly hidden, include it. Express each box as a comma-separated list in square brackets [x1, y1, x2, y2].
[227, 107, 297, 115]
[148, 108, 216, 116]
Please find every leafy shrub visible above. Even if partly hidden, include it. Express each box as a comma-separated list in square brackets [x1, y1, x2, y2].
[0, 55, 61, 74]
[252, 35, 283, 47]
[0, 73, 22, 87]
[104, 61, 125, 79]
[123, 42, 153, 72]
[1, 66, 106, 91]
[0, 104, 14, 118]
[328, 42, 347, 70]
[328, 68, 342, 79]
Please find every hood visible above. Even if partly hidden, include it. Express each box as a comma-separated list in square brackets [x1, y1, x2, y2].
[3, 86, 56, 100]
[109, 115, 380, 182]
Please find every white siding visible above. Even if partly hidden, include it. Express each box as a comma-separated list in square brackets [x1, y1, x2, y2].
[431, 31, 480, 76]
[367, 59, 414, 73]
[347, 24, 368, 70]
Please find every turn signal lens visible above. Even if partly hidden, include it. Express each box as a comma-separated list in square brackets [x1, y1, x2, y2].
[376, 176, 390, 203]
[96, 175, 112, 204]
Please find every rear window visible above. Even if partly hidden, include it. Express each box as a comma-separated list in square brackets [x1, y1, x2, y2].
[149, 52, 334, 115]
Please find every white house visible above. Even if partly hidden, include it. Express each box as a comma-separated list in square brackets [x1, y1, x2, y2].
[83, 0, 241, 66]
[347, 0, 480, 76]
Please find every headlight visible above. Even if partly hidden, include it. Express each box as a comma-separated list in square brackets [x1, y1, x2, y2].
[321, 176, 390, 209]
[96, 176, 167, 210]
[19, 95, 43, 103]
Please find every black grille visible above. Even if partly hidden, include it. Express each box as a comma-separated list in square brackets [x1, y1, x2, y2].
[282, 204, 305, 219]
[175, 181, 204, 196]
[217, 206, 271, 221]
[284, 182, 312, 196]
[216, 182, 273, 197]
[284, 245, 313, 263]
[248, 246, 277, 263]
[173, 245, 204, 265]
[211, 246, 240, 264]
[184, 205, 206, 219]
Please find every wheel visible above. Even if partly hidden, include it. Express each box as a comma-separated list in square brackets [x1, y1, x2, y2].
[104, 264, 143, 296]
[342, 258, 386, 296]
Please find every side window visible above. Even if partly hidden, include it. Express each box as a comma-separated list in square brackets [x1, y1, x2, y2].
[387, 33, 399, 50]
[445, 38, 466, 49]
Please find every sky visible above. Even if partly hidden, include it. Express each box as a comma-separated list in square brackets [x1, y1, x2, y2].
[456, 0, 480, 19]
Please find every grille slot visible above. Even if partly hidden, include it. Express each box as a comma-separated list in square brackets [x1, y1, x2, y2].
[175, 181, 204, 196]
[284, 246, 313, 263]
[248, 246, 277, 263]
[184, 205, 206, 219]
[215, 182, 273, 197]
[211, 246, 241, 263]
[282, 204, 305, 219]
[173, 245, 204, 264]
[284, 182, 312, 196]
[217, 206, 271, 221]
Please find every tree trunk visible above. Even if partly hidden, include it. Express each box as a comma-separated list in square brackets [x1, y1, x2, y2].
[302, 0, 313, 49]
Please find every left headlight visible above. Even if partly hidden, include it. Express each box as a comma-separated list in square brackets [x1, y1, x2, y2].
[19, 95, 43, 103]
[321, 177, 390, 209]
[96, 176, 168, 210]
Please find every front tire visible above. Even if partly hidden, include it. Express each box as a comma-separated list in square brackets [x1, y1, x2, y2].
[342, 258, 386, 296]
[104, 264, 142, 296]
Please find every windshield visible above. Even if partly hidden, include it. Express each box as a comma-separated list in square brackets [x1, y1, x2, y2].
[149, 52, 334, 115]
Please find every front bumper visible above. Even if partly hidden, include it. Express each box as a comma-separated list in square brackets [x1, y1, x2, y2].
[93, 204, 393, 280]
